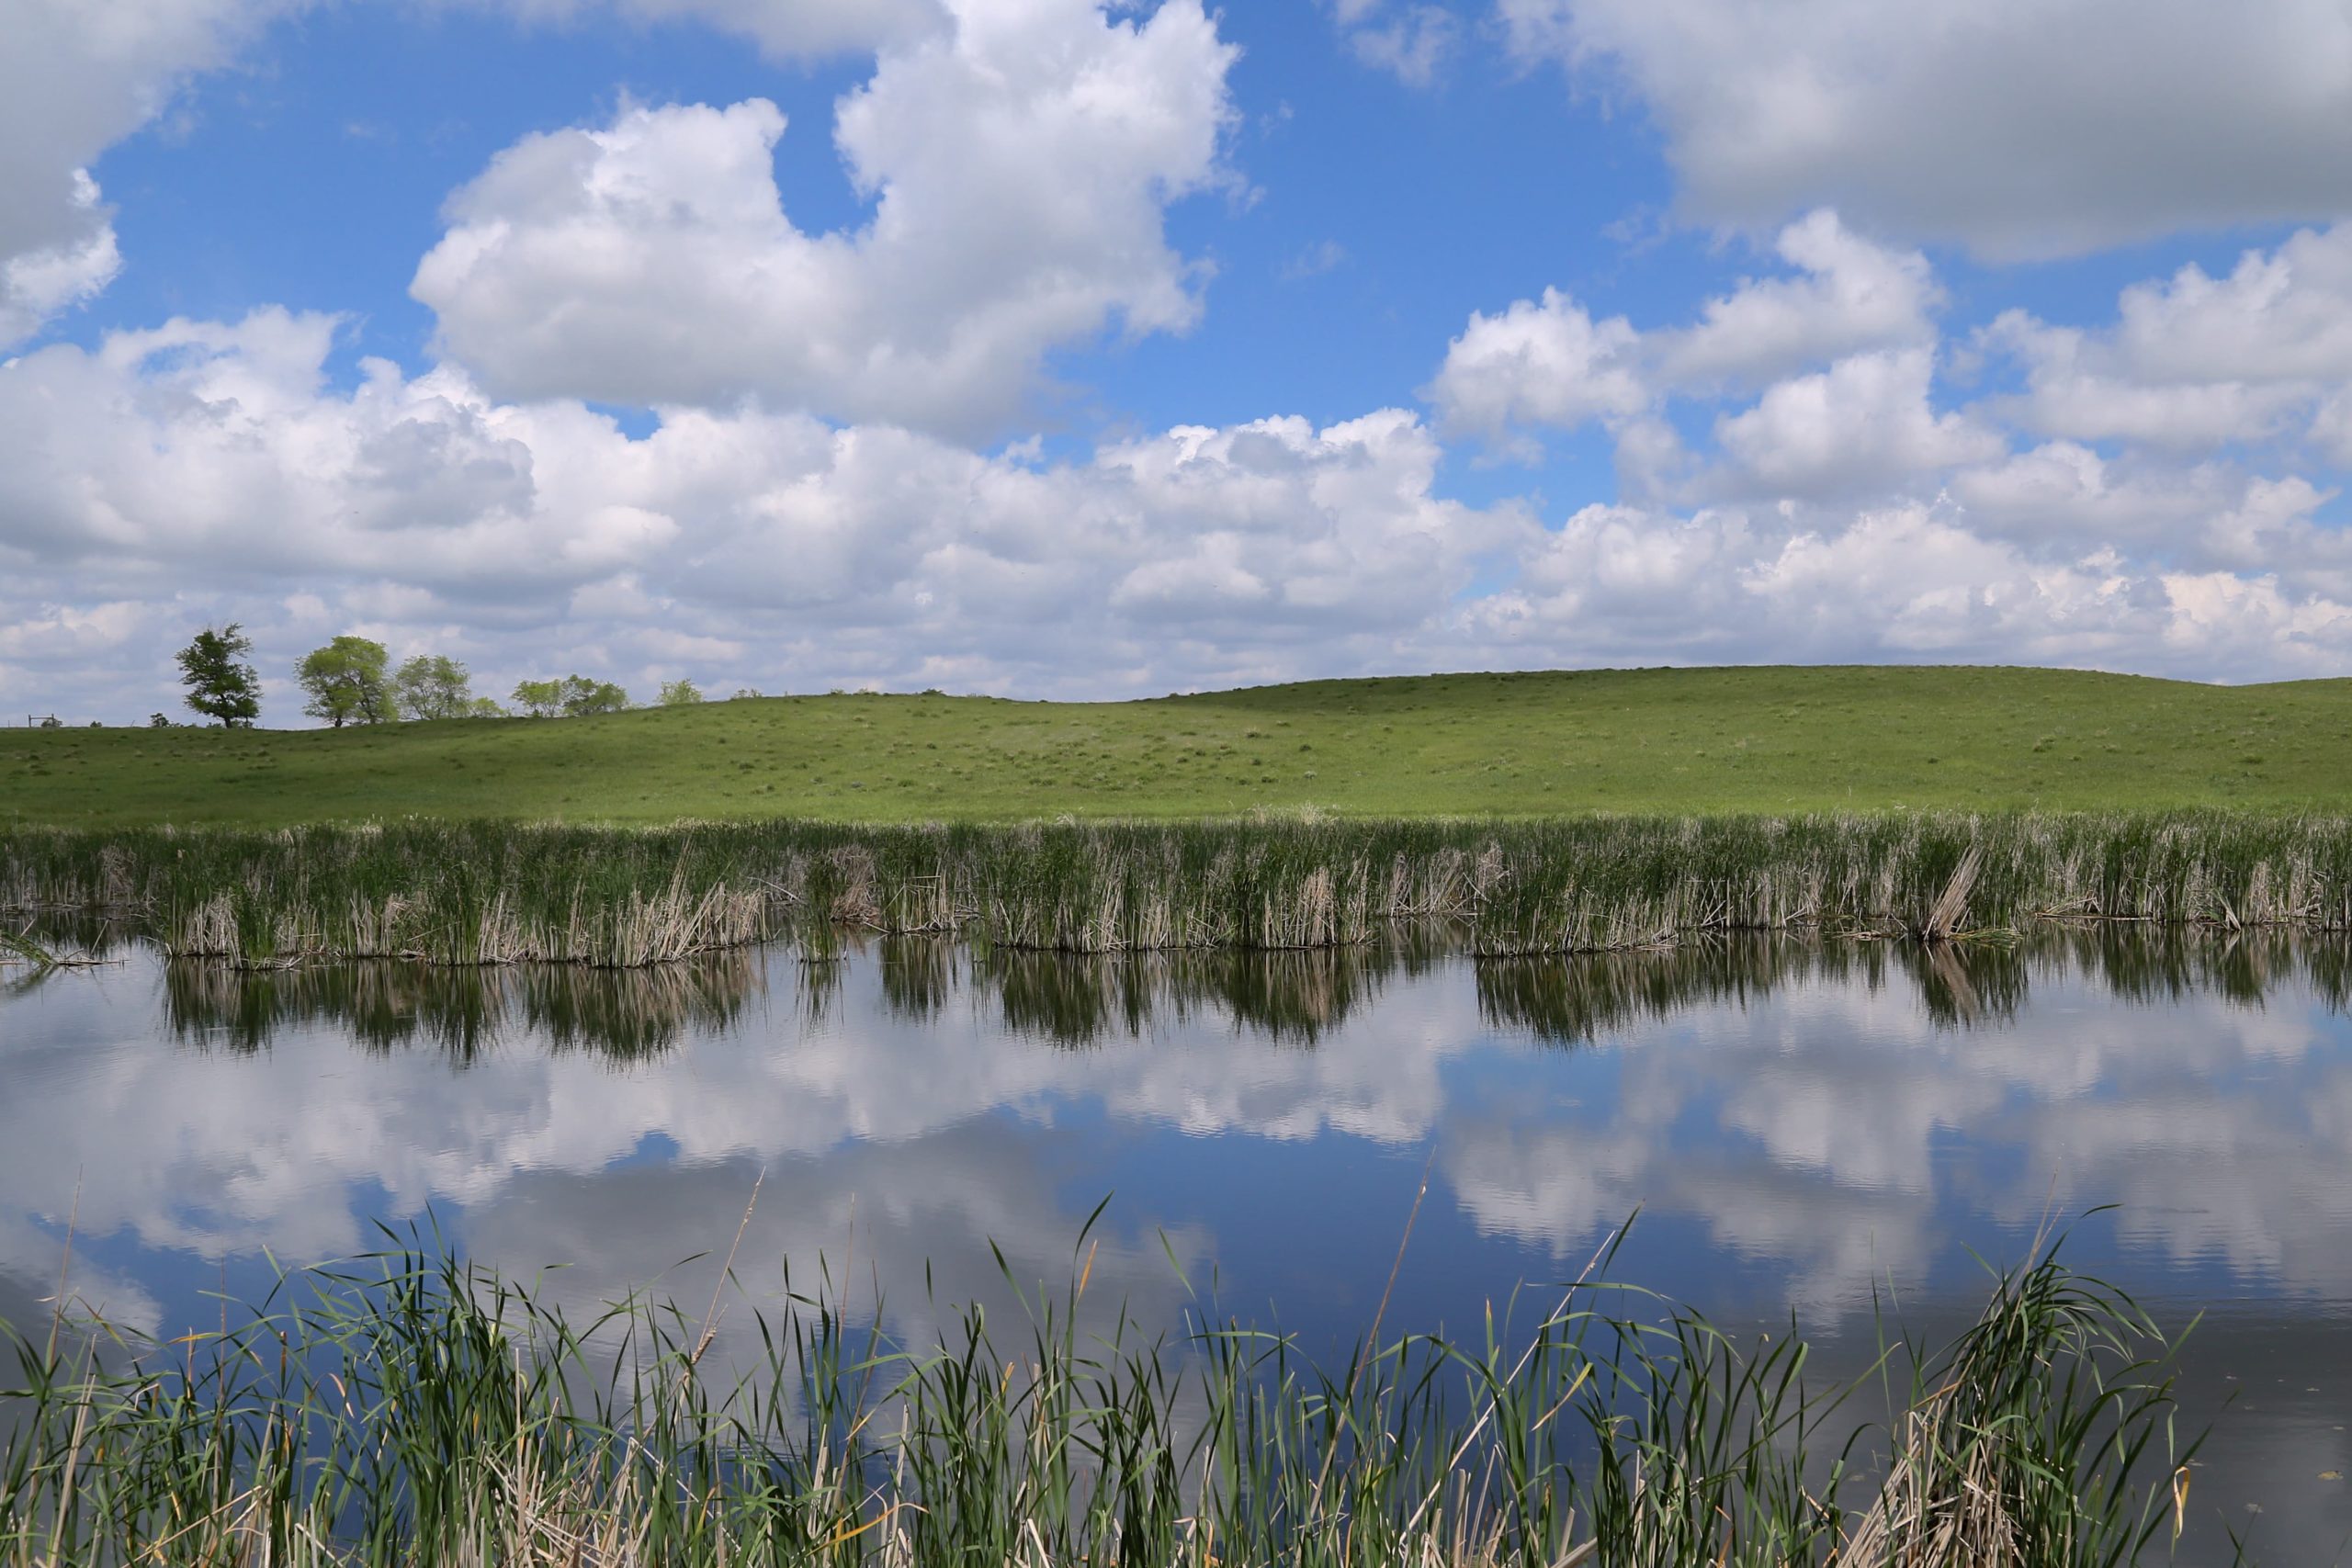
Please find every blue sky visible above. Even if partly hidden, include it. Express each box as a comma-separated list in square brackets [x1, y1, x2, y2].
[6, 0, 2352, 720]
[70, 7, 1648, 418]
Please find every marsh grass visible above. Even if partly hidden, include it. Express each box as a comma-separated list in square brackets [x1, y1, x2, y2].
[0, 1216, 2216, 1568]
[5, 812, 2352, 968]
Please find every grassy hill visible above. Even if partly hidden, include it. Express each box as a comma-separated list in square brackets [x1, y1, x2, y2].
[3, 665, 2346, 827]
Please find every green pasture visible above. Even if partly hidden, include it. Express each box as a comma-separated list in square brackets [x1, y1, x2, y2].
[4, 664, 2346, 826]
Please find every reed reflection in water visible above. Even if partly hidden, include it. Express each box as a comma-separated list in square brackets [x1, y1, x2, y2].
[142, 922, 2352, 1059]
[163, 952, 766, 1061]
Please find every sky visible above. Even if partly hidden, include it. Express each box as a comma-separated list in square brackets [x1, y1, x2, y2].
[6, 0, 2352, 722]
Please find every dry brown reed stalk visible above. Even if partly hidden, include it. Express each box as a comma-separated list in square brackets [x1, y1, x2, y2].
[830, 846, 883, 931]
[166, 891, 240, 960]
[1842, 1401, 2039, 1567]
[1919, 844, 1983, 942]
[479, 1445, 652, 1568]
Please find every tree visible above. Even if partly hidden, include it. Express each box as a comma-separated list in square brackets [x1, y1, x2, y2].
[177, 625, 262, 728]
[514, 675, 630, 717]
[393, 655, 481, 721]
[297, 636, 395, 728]
[560, 676, 630, 716]
[658, 678, 705, 706]
[512, 679, 564, 718]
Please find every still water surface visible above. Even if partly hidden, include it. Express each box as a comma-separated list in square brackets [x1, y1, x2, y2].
[4, 931, 2351, 1561]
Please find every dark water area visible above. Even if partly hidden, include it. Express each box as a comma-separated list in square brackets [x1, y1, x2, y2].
[5, 928, 2352, 1562]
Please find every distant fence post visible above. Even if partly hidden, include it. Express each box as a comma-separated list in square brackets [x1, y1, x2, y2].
[28, 715, 57, 728]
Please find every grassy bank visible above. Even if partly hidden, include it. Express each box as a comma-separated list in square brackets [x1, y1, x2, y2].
[3, 666, 2348, 826]
[1, 1231, 2206, 1566]
[6, 812, 2352, 965]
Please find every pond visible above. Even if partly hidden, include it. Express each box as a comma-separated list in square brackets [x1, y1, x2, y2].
[3, 928, 2349, 1562]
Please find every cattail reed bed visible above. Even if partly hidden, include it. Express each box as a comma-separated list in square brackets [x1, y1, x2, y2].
[1, 1224, 2212, 1568]
[6, 811, 2352, 968]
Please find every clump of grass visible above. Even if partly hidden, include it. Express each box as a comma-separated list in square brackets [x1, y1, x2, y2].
[0, 1221, 2217, 1567]
[1841, 1242, 2205, 1565]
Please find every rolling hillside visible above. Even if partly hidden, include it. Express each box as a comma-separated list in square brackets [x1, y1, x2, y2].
[3, 665, 2346, 826]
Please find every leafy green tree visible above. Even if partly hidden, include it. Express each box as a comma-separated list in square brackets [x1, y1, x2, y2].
[512, 679, 565, 718]
[658, 678, 705, 706]
[469, 696, 507, 718]
[177, 625, 262, 728]
[513, 675, 630, 717]
[560, 676, 631, 716]
[297, 636, 395, 728]
[393, 655, 481, 721]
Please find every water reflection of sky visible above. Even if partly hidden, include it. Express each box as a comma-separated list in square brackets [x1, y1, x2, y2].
[6, 932, 2352, 1561]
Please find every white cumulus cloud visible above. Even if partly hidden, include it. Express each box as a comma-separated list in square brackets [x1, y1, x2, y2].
[1710, 348, 2003, 501]
[1655, 210, 1939, 390]
[1429, 211, 1937, 447]
[413, 0, 1238, 434]
[1425, 288, 1645, 446]
[1500, 0, 2352, 257]
[1983, 223, 2352, 450]
[0, 0, 306, 345]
